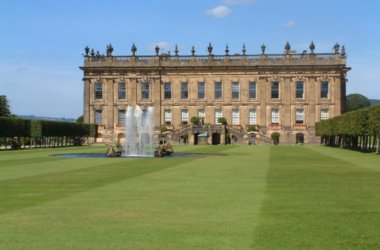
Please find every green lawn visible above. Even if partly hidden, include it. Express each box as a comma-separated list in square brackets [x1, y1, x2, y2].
[0, 145, 379, 249]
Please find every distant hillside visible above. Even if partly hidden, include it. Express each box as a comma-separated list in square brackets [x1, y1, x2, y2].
[369, 99, 380, 105]
[17, 115, 75, 123]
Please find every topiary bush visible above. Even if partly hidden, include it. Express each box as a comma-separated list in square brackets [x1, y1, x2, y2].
[247, 125, 257, 132]
[190, 116, 200, 125]
[271, 132, 280, 145]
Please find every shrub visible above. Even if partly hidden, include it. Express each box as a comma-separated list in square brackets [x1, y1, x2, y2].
[271, 132, 280, 145]
[217, 117, 227, 125]
[190, 116, 200, 125]
[160, 126, 168, 133]
[247, 125, 257, 132]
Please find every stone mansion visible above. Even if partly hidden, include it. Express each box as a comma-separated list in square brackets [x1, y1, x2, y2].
[80, 42, 350, 144]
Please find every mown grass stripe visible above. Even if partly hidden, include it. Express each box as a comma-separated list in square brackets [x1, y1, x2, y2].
[253, 146, 380, 249]
[0, 156, 199, 215]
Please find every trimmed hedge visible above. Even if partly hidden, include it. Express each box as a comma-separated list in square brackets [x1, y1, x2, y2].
[0, 117, 98, 138]
[0, 118, 31, 137]
[316, 105, 380, 152]
[0, 117, 98, 149]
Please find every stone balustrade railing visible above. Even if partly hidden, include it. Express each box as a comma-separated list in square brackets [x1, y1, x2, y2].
[83, 53, 346, 67]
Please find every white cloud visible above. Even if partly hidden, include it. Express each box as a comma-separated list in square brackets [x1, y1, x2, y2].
[223, 0, 255, 5]
[206, 5, 231, 18]
[285, 20, 295, 27]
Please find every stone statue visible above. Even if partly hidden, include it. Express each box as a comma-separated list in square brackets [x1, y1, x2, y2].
[154, 143, 174, 157]
[85, 46, 90, 56]
[106, 43, 114, 56]
[131, 43, 137, 56]
[341, 46, 346, 57]
[285, 41, 291, 54]
[261, 44, 266, 54]
[309, 41, 315, 54]
[242, 43, 246, 56]
[208, 42, 213, 55]
[175, 44, 179, 56]
[333, 43, 340, 54]
[155, 45, 160, 56]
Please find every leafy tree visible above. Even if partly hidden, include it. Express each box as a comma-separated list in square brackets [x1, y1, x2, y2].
[190, 116, 200, 125]
[271, 132, 280, 145]
[0, 95, 12, 117]
[160, 125, 168, 133]
[346, 93, 370, 112]
[247, 125, 257, 132]
[76, 115, 84, 123]
[217, 117, 227, 125]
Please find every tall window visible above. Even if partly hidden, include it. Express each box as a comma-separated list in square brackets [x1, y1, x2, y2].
[164, 109, 171, 124]
[215, 109, 222, 124]
[232, 82, 240, 99]
[181, 109, 188, 124]
[95, 110, 102, 125]
[198, 109, 205, 118]
[320, 109, 329, 120]
[164, 82, 171, 99]
[296, 81, 304, 99]
[321, 81, 329, 98]
[214, 82, 222, 99]
[249, 109, 257, 125]
[232, 109, 240, 125]
[95, 82, 102, 99]
[295, 109, 304, 124]
[198, 82, 205, 99]
[141, 82, 150, 99]
[118, 82, 126, 100]
[198, 109, 205, 124]
[118, 109, 126, 125]
[271, 109, 279, 124]
[271, 82, 279, 99]
[249, 82, 256, 99]
[181, 82, 188, 99]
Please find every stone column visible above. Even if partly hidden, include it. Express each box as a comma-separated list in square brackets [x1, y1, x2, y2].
[259, 77, 267, 128]
[308, 77, 316, 126]
[129, 78, 137, 106]
[83, 79, 91, 124]
[152, 77, 162, 129]
[283, 77, 291, 128]
[106, 78, 114, 130]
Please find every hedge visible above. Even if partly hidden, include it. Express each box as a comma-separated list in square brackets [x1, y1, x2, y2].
[0, 117, 98, 149]
[316, 105, 380, 152]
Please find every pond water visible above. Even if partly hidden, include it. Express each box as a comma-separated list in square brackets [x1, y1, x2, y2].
[53, 153, 218, 158]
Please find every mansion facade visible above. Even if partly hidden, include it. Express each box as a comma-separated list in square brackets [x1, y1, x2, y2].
[80, 42, 350, 144]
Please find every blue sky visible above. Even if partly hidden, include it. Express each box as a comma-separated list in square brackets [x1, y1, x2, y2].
[1, 0, 380, 118]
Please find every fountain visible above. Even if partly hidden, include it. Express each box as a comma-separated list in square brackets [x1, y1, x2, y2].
[124, 105, 154, 157]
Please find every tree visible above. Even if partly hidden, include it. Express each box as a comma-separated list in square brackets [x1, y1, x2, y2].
[217, 117, 227, 125]
[0, 95, 12, 117]
[76, 115, 84, 123]
[271, 132, 280, 145]
[346, 93, 371, 112]
[190, 116, 200, 125]
[247, 125, 257, 132]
